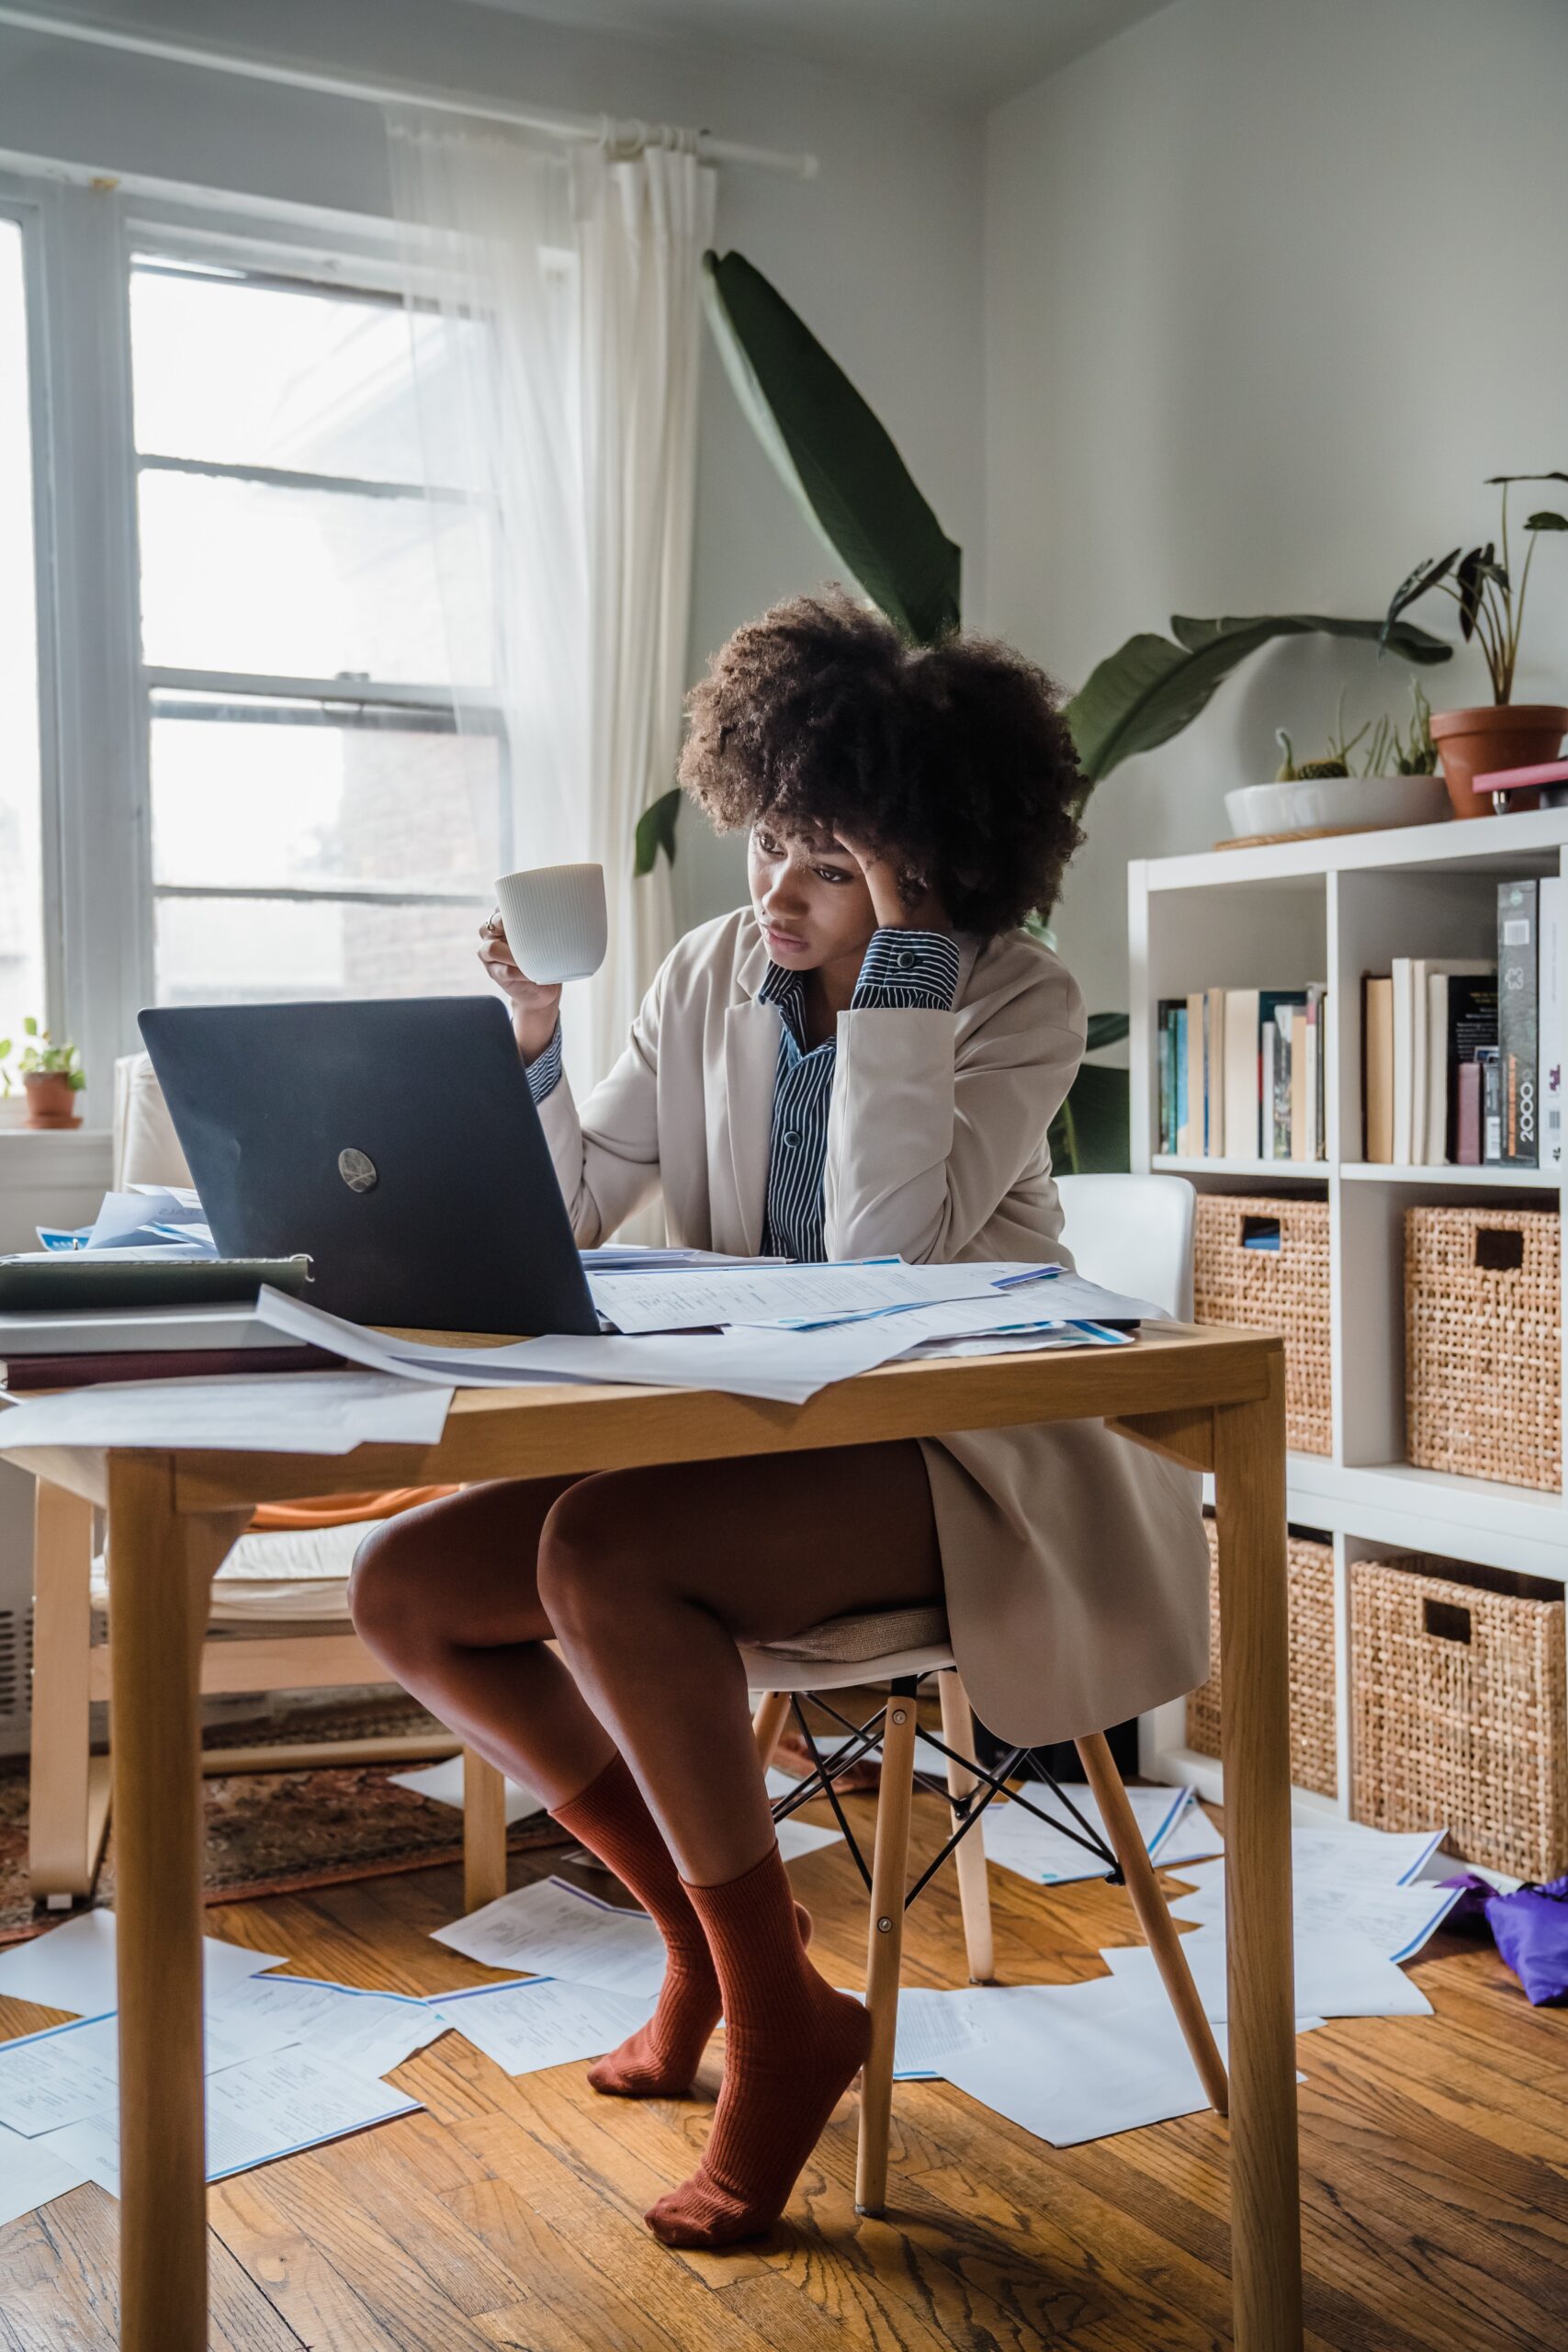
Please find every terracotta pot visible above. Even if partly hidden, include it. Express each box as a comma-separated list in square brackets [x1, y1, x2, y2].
[1430, 703, 1568, 820]
[23, 1071, 81, 1130]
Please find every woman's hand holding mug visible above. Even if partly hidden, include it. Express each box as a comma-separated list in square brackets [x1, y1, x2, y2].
[479, 913, 562, 1063]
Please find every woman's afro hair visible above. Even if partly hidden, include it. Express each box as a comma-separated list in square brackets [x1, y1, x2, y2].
[678, 590, 1083, 939]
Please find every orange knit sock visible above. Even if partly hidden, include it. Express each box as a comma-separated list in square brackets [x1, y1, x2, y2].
[644, 1845, 871, 2249]
[550, 1756, 808, 2098]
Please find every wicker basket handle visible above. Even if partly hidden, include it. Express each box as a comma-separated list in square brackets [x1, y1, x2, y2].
[1474, 1227, 1525, 1272]
[1239, 1214, 1281, 1252]
[1423, 1597, 1472, 1645]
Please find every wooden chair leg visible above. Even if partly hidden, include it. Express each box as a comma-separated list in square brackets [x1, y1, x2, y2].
[751, 1690, 791, 1771]
[1075, 1730, 1230, 2116]
[855, 1683, 918, 2216]
[28, 1481, 110, 1900]
[937, 1669, 994, 1984]
[462, 1747, 509, 1914]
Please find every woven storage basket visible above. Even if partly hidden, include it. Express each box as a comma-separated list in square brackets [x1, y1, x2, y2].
[1187, 1517, 1337, 1796]
[1404, 1204, 1560, 1490]
[1351, 1552, 1568, 1880]
[1192, 1192, 1332, 1453]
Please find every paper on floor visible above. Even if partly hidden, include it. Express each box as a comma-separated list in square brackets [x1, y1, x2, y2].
[0, 2002, 299, 2137]
[880, 1986, 994, 2081]
[0, 2119, 89, 2226]
[0, 1910, 285, 2018]
[774, 1817, 844, 1862]
[978, 1784, 1214, 1886]
[42, 2045, 420, 2197]
[432, 1876, 668, 1998]
[1166, 1868, 1459, 1962]
[212, 1975, 446, 2078]
[389, 1754, 547, 1826]
[1102, 1928, 1433, 2018]
[0, 1370, 453, 1453]
[432, 1975, 653, 2075]
[941, 1975, 1238, 2147]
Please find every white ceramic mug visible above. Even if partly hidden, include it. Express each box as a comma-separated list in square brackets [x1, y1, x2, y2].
[494, 863, 608, 985]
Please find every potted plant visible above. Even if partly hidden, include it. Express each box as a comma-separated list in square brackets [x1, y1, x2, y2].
[1383, 473, 1568, 819]
[1, 1018, 85, 1129]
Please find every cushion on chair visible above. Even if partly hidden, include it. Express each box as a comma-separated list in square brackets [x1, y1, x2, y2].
[751, 1605, 951, 1664]
[93, 1521, 377, 1626]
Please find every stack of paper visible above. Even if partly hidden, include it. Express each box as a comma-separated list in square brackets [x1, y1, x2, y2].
[254, 1259, 1157, 1409]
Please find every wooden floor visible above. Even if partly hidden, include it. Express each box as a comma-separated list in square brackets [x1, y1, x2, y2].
[4, 1772, 1568, 2352]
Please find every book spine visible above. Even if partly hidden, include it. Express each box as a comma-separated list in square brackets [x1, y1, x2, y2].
[1498, 879, 1539, 1165]
[1273, 1019, 1292, 1159]
[1540, 876, 1563, 1170]
[1480, 1045, 1504, 1164]
[1456, 1059, 1482, 1166]
[1260, 1022, 1277, 1160]
[1175, 1006, 1190, 1154]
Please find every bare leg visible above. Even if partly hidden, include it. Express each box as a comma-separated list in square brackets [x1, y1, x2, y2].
[349, 1476, 800, 2099]
[536, 1440, 942, 1883]
[536, 1441, 943, 2250]
[348, 1477, 615, 1809]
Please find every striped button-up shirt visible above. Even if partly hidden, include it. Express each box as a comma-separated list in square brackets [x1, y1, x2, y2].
[525, 927, 961, 1262]
[758, 928, 961, 1261]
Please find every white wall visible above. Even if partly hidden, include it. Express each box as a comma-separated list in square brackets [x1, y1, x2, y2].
[986, 0, 1568, 1020]
[0, 0, 986, 933]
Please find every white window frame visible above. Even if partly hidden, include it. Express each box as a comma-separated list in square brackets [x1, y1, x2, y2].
[1, 163, 506, 1134]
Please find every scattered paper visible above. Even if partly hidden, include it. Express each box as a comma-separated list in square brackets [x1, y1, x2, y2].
[0, 2119, 89, 2225]
[1166, 1867, 1459, 1962]
[1285, 1825, 1445, 1890]
[389, 1754, 547, 1826]
[432, 1877, 667, 1998]
[978, 1784, 1205, 1886]
[0, 1911, 285, 2018]
[774, 1817, 844, 1862]
[1102, 1928, 1432, 2019]
[212, 1975, 446, 2078]
[880, 1987, 993, 2080]
[0, 1370, 453, 1454]
[585, 1260, 1065, 1335]
[44, 2045, 420, 2196]
[0, 2004, 299, 2138]
[432, 1976, 652, 2075]
[942, 1974, 1237, 2146]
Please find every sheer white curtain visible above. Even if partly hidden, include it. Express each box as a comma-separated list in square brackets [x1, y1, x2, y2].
[387, 116, 716, 1091]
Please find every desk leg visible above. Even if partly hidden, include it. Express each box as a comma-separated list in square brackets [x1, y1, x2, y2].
[108, 1454, 246, 2352]
[1213, 1361, 1303, 2352]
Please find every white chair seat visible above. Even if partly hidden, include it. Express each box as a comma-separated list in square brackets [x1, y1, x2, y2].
[742, 1603, 954, 1693]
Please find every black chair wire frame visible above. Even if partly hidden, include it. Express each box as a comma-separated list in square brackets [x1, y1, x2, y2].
[766, 1672, 1122, 1909]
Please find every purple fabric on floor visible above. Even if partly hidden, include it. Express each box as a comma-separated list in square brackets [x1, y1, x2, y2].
[1441, 1871, 1568, 2005]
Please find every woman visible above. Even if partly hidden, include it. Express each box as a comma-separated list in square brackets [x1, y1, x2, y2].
[350, 593, 1208, 2248]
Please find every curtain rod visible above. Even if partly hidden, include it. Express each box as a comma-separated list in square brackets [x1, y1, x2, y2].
[0, 6, 818, 178]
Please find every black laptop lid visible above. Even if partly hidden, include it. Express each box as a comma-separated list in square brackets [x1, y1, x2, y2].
[139, 997, 599, 1336]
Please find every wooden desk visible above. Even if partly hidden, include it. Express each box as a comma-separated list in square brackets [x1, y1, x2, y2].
[0, 1322, 1300, 2352]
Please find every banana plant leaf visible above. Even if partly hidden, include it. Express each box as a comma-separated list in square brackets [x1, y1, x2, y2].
[1049, 1062, 1129, 1175]
[700, 251, 962, 649]
[1066, 611, 1452, 788]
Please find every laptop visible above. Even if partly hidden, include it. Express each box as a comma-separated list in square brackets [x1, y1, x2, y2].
[139, 998, 600, 1336]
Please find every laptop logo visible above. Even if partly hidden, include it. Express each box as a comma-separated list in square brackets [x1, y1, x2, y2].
[338, 1148, 378, 1193]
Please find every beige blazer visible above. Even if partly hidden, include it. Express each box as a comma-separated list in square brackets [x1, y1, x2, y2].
[538, 907, 1210, 1746]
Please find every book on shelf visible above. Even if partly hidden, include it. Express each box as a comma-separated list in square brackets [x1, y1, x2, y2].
[1354, 875, 1567, 1170]
[1156, 983, 1326, 1162]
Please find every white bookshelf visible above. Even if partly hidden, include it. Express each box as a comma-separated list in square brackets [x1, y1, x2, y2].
[1129, 806, 1568, 1817]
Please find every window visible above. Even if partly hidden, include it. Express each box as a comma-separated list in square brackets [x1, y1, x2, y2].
[0, 217, 44, 1053]
[129, 252, 508, 1006]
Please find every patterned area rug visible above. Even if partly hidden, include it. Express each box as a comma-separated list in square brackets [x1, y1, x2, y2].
[0, 1696, 571, 1943]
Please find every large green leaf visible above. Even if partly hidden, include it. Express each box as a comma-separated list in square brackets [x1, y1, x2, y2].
[634, 786, 682, 880]
[1066, 612, 1453, 786]
[700, 251, 962, 648]
[1049, 1063, 1130, 1175]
